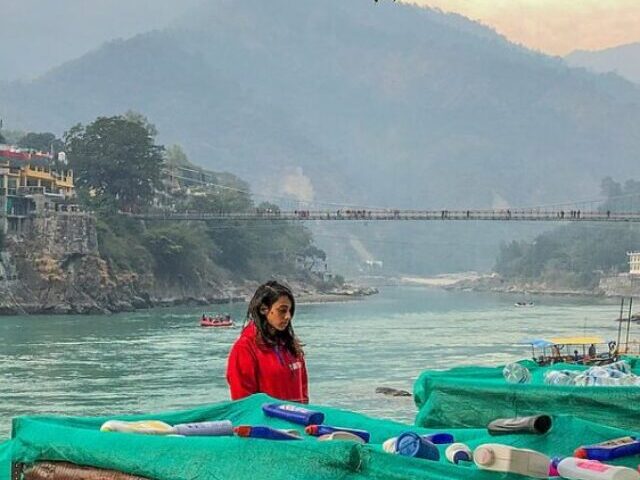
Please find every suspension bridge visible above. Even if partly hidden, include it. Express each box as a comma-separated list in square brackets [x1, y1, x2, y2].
[120, 208, 640, 222]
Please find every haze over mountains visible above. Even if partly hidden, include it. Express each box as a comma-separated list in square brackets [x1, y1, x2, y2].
[566, 42, 640, 85]
[2, 0, 640, 273]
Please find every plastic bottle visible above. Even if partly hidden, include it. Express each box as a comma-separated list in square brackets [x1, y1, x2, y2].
[172, 420, 234, 436]
[503, 363, 531, 384]
[487, 414, 552, 435]
[549, 456, 564, 477]
[395, 432, 440, 461]
[424, 433, 454, 444]
[305, 425, 370, 443]
[445, 443, 473, 464]
[233, 425, 302, 441]
[100, 420, 174, 435]
[317, 431, 366, 443]
[382, 436, 399, 453]
[473, 443, 550, 478]
[262, 403, 325, 426]
[545, 371, 573, 386]
[575, 437, 640, 461]
[557, 457, 640, 480]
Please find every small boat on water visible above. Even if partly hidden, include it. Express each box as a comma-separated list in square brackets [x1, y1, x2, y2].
[515, 301, 535, 307]
[200, 314, 234, 328]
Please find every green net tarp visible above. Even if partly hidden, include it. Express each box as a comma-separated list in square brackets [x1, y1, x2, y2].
[414, 357, 640, 430]
[3, 393, 640, 480]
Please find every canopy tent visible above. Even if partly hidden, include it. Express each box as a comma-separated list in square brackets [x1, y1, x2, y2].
[3, 393, 640, 480]
[414, 357, 640, 430]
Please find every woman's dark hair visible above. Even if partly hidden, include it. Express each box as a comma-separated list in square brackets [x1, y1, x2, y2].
[246, 280, 303, 357]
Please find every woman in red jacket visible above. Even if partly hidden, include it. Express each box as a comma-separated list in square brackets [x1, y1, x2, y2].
[226, 281, 309, 403]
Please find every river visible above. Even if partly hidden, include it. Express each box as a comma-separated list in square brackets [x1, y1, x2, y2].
[0, 286, 626, 438]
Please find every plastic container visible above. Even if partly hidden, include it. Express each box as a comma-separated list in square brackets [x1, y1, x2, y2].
[172, 420, 234, 436]
[100, 420, 174, 435]
[575, 437, 640, 461]
[545, 370, 574, 386]
[233, 425, 301, 441]
[487, 414, 552, 435]
[262, 403, 324, 426]
[395, 432, 440, 461]
[305, 425, 370, 443]
[424, 433, 454, 444]
[549, 456, 563, 477]
[473, 443, 550, 478]
[557, 457, 640, 480]
[317, 431, 366, 443]
[445, 443, 473, 464]
[382, 436, 399, 453]
[503, 363, 531, 384]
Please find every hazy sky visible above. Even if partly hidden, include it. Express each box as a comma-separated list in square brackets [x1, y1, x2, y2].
[2, 0, 638, 82]
[410, 0, 640, 55]
[0, 0, 200, 82]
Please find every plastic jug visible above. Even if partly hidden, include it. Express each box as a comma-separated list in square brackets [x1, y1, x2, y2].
[557, 457, 640, 480]
[474, 443, 550, 478]
[445, 443, 473, 464]
[262, 403, 324, 426]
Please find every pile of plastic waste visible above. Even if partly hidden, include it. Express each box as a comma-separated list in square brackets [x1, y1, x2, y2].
[544, 361, 640, 386]
[503, 360, 640, 386]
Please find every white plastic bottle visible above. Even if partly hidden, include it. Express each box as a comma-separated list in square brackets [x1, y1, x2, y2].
[557, 457, 640, 480]
[445, 443, 472, 464]
[474, 443, 550, 478]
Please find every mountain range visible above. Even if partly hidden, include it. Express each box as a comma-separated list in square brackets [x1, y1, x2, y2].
[2, 0, 640, 273]
[566, 42, 640, 85]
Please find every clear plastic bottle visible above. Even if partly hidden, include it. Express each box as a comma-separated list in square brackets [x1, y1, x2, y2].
[503, 363, 531, 384]
[544, 371, 573, 386]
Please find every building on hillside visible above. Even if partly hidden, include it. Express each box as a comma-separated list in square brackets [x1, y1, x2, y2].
[628, 251, 640, 275]
[0, 145, 77, 235]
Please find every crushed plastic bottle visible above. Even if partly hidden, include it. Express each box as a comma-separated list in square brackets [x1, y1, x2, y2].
[503, 363, 531, 384]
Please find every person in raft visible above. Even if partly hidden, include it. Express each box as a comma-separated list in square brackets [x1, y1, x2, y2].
[226, 280, 308, 403]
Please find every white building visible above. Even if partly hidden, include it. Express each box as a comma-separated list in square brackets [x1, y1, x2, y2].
[628, 252, 640, 275]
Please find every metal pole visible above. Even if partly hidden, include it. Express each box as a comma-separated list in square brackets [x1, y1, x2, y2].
[617, 297, 625, 349]
[625, 297, 633, 353]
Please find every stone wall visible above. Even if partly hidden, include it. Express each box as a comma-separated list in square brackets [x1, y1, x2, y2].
[598, 274, 640, 297]
[27, 212, 98, 257]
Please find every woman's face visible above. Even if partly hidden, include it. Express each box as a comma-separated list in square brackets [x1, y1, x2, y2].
[263, 295, 293, 332]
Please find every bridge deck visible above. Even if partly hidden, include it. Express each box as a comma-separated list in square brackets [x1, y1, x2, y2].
[120, 209, 639, 222]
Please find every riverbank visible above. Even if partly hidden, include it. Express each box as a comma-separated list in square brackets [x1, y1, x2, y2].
[442, 272, 608, 297]
[389, 272, 602, 297]
[0, 267, 378, 315]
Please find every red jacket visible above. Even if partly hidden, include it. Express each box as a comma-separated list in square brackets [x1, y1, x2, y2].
[226, 322, 309, 403]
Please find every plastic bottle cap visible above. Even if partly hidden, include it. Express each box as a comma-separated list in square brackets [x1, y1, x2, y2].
[475, 447, 495, 466]
[396, 433, 420, 457]
[453, 451, 472, 464]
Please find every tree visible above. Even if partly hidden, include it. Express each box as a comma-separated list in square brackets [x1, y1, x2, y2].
[64, 115, 164, 211]
[0, 131, 5, 144]
[17, 132, 63, 152]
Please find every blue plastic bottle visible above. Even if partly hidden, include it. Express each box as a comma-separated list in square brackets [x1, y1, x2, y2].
[424, 433, 454, 444]
[395, 432, 440, 461]
[172, 420, 234, 436]
[262, 403, 325, 426]
[234, 425, 301, 440]
[305, 425, 370, 443]
[575, 436, 640, 461]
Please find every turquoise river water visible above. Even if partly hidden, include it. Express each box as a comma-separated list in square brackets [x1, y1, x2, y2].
[0, 286, 627, 438]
